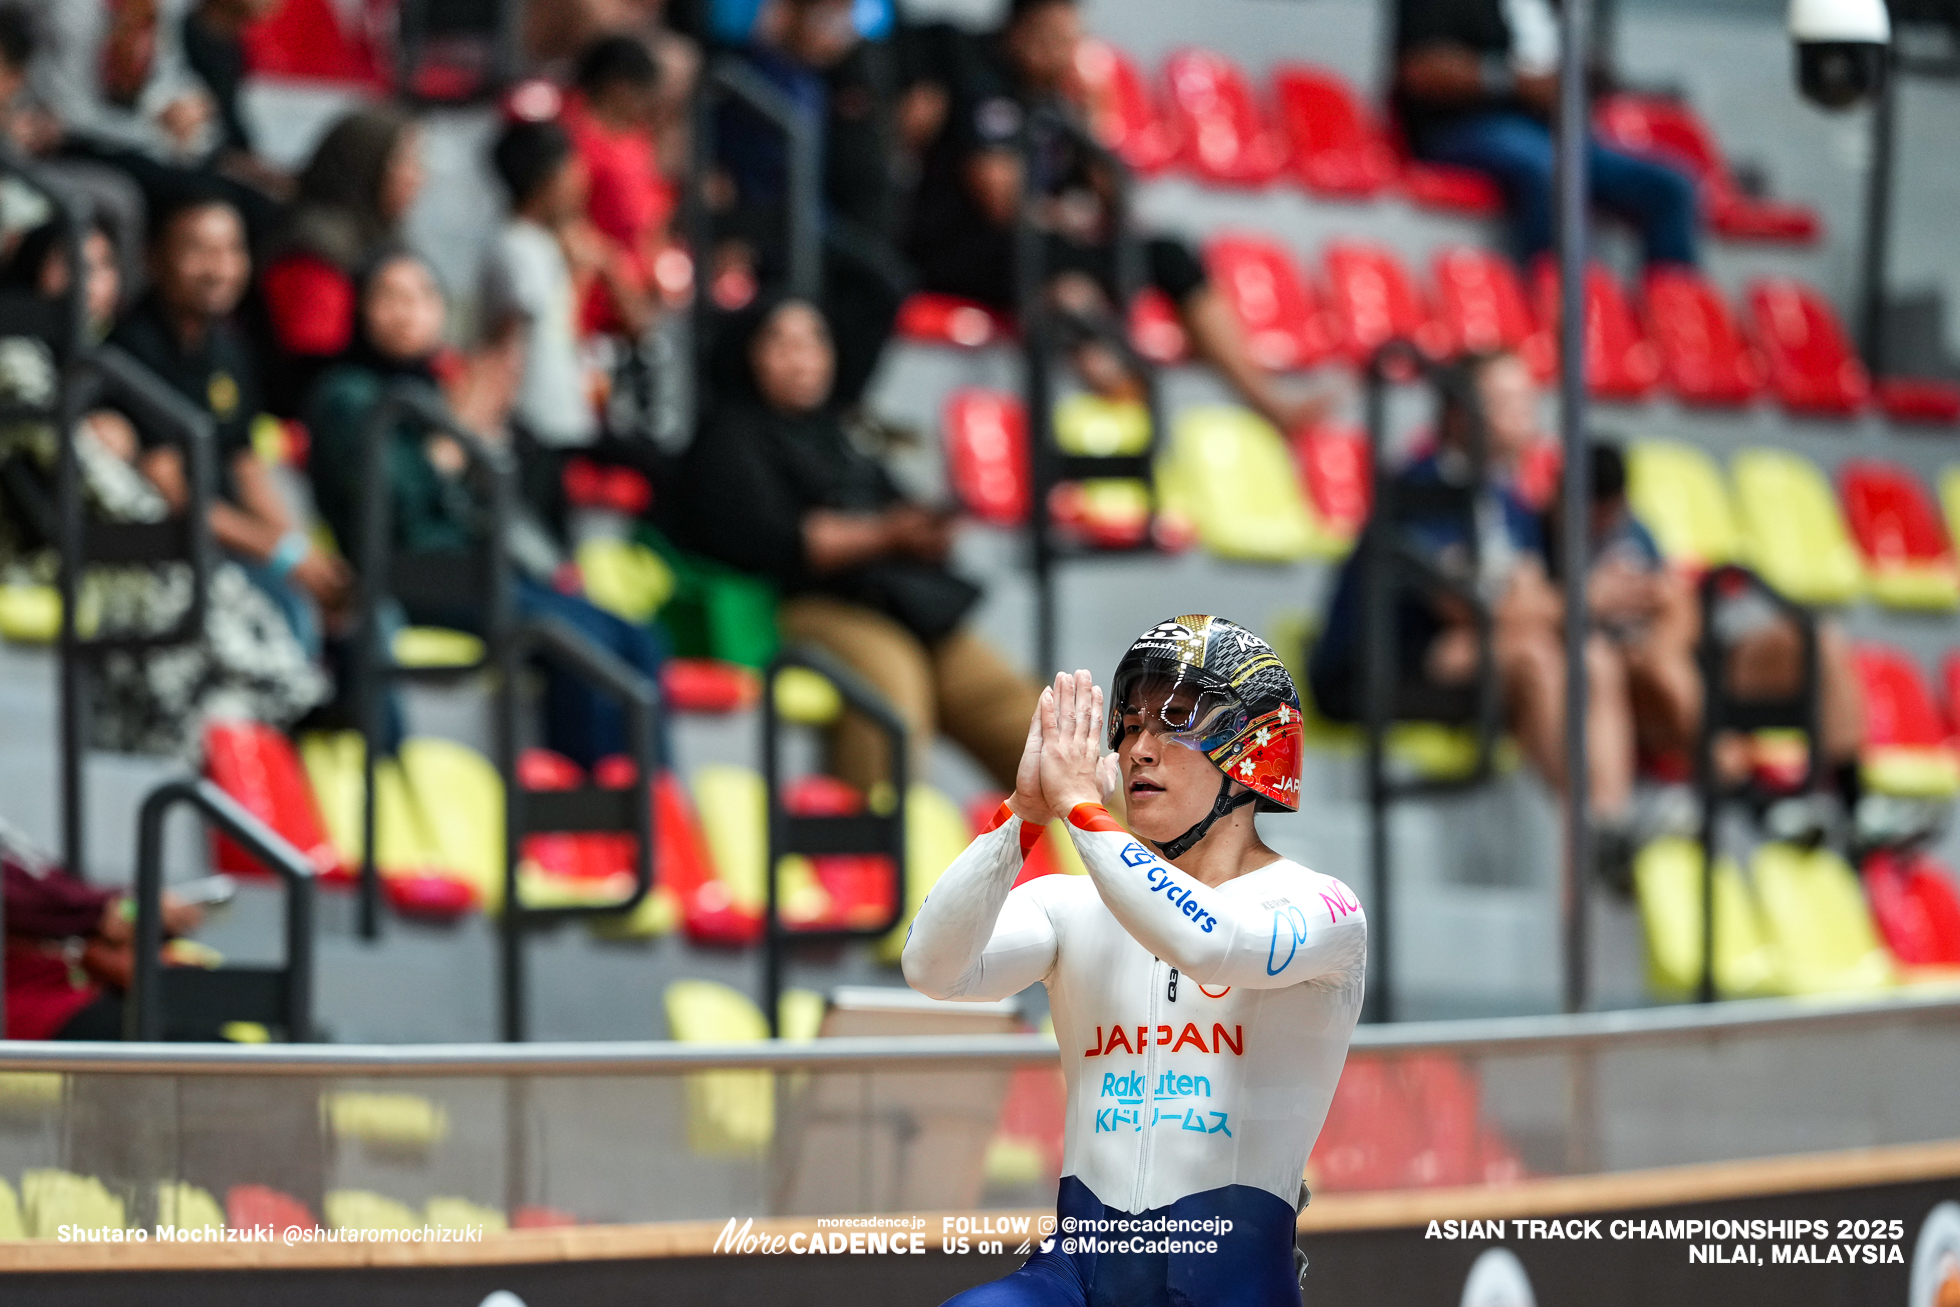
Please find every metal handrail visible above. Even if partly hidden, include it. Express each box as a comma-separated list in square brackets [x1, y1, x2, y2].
[499, 615, 661, 1042]
[1358, 339, 1504, 1025]
[1014, 103, 1164, 676]
[1692, 564, 1823, 1005]
[760, 645, 910, 1036]
[353, 380, 515, 938]
[705, 55, 824, 302]
[128, 777, 317, 1041]
[5, 986, 1954, 1077]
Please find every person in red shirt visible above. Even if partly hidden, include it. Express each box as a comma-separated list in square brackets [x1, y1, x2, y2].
[560, 35, 675, 338]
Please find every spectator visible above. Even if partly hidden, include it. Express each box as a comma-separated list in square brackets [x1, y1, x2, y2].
[181, 0, 294, 201]
[904, 0, 1326, 433]
[0, 213, 325, 755]
[562, 34, 673, 337]
[1394, 0, 1699, 267]
[305, 248, 666, 768]
[483, 117, 666, 533]
[112, 191, 350, 656]
[669, 295, 1040, 791]
[2, 824, 208, 1040]
[1309, 350, 1638, 874]
[711, 0, 909, 413]
[0, 4, 146, 300]
[1551, 440, 1864, 807]
[25, 0, 279, 235]
[260, 106, 424, 414]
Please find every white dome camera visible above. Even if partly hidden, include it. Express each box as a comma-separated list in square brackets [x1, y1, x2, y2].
[1789, 0, 1892, 109]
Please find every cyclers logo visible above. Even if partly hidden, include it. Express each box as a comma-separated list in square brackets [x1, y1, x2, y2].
[1122, 843, 1219, 934]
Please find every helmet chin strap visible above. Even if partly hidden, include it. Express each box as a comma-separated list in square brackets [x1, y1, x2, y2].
[1148, 772, 1259, 862]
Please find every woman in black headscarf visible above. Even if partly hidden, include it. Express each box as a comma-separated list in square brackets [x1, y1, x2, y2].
[671, 295, 1039, 791]
[259, 107, 426, 414]
[306, 248, 665, 768]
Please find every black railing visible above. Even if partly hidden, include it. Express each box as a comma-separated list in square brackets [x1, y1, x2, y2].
[129, 778, 316, 1041]
[351, 380, 661, 1040]
[760, 646, 908, 1036]
[1357, 341, 1504, 1024]
[1014, 106, 1164, 676]
[701, 54, 825, 303]
[1691, 565, 1822, 1004]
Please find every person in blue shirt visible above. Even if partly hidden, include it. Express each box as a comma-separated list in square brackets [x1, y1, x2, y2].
[1310, 350, 1640, 876]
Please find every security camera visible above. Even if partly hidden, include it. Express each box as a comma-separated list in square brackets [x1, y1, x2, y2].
[1789, 0, 1891, 109]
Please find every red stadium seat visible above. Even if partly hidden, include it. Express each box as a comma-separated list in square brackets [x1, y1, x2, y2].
[1162, 49, 1290, 187]
[203, 721, 347, 882]
[1204, 234, 1340, 370]
[782, 776, 899, 932]
[1874, 377, 1960, 426]
[1838, 460, 1959, 610]
[1530, 261, 1662, 400]
[943, 389, 1031, 528]
[1072, 39, 1182, 176]
[1641, 266, 1764, 406]
[895, 293, 1014, 349]
[1324, 242, 1450, 363]
[1862, 849, 1960, 972]
[1399, 161, 1504, 215]
[661, 658, 762, 713]
[1270, 65, 1398, 199]
[1128, 287, 1190, 363]
[1429, 246, 1538, 361]
[1747, 278, 1871, 416]
[1594, 94, 1821, 244]
[1855, 646, 1947, 750]
[1292, 423, 1371, 544]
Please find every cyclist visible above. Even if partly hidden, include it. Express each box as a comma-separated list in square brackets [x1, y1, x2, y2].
[904, 615, 1368, 1307]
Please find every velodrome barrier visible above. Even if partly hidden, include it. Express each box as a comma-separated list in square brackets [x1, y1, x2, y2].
[0, 988, 1955, 1305]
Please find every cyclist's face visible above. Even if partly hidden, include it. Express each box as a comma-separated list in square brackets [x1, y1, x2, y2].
[1116, 684, 1227, 843]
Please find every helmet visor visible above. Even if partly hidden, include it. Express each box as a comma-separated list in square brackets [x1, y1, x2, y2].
[1107, 670, 1250, 757]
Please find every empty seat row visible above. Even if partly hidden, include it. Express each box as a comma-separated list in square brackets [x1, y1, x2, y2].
[1072, 44, 1821, 248]
[1627, 441, 1960, 610]
[1636, 836, 1960, 1001]
[902, 236, 1960, 424]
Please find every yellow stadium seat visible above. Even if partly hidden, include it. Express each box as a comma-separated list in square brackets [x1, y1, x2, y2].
[663, 980, 824, 1155]
[1625, 440, 1743, 569]
[425, 1197, 507, 1232]
[399, 738, 505, 911]
[576, 538, 674, 624]
[878, 783, 975, 963]
[0, 1177, 23, 1239]
[156, 1182, 225, 1235]
[0, 583, 60, 644]
[774, 666, 843, 725]
[1939, 467, 1960, 561]
[390, 626, 485, 669]
[694, 764, 769, 914]
[1161, 406, 1317, 561]
[22, 1170, 125, 1237]
[1634, 837, 1782, 1000]
[325, 1190, 422, 1231]
[1054, 393, 1150, 456]
[1752, 843, 1896, 995]
[323, 1091, 450, 1149]
[1731, 448, 1864, 604]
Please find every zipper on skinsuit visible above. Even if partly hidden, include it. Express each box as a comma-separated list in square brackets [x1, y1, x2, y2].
[1133, 955, 1162, 1213]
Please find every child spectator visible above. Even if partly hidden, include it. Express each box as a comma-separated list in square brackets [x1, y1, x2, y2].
[304, 249, 665, 768]
[112, 192, 351, 655]
[670, 295, 1039, 791]
[259, 106, 424, 414]
[482, 117, 602, 527]
[562, 34, 672, 337]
